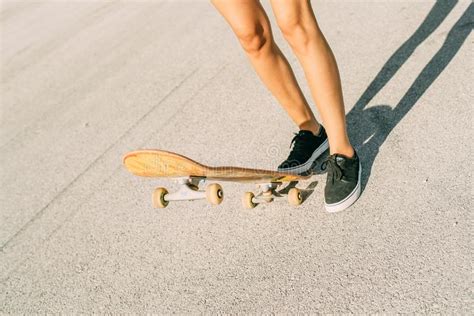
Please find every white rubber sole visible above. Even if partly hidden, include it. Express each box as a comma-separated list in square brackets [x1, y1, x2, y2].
[324, 161, 362, 213]
[277, 138, 329, 175]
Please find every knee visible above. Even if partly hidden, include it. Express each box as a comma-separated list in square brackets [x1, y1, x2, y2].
[277, 17, 319, 55]
[235, 23, 270, 56]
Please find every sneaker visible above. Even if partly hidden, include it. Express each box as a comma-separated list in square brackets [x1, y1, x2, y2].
[322, 150, 362, 212]
[277, 125, 329, 175]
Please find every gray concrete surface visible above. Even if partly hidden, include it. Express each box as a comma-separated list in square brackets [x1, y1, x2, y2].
[0, 0, 472, 313]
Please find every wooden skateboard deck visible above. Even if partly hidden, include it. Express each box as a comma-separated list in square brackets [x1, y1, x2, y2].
[123, 149, 310, 183]
[123, 149, 310, 209]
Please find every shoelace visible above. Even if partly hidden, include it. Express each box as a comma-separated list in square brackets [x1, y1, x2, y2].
[287, 133, 309, 160]
[321, 155, 343, 184]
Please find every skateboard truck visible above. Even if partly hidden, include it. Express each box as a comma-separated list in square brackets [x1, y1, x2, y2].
[152, 177, 223, 208]
[242, 182, 303, 209]
[152, 179, 302, 209]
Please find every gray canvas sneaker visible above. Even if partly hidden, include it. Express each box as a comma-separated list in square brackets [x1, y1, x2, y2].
[322, 150, 362, 212]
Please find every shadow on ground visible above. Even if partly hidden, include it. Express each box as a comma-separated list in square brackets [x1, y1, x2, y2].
[345, 0, 472, 193]
[277, 180, 318, 203]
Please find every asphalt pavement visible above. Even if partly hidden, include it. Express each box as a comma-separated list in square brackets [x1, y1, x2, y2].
[1, 0, 472, 313]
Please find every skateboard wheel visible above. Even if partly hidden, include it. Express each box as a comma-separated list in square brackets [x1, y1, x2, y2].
[288, 188, 303, 206]
[242, 192, 257, 209]
[152, 187, 169, 208]
[206, 183, 223, 205]
[262, 191, 274, 203]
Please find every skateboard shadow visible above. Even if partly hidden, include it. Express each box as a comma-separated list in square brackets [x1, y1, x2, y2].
[345, 1, 472, 194]
[277, 180, 319, 203]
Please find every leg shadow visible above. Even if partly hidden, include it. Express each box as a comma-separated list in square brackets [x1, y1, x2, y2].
[347, 1, 473, 193]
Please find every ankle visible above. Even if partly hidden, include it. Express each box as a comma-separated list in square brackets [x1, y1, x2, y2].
[330, 146, 355, 158]
[299, 121, 321, 136]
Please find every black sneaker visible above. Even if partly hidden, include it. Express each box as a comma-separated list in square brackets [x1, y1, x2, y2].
[322, 150, 362, 212]
[277, 126, 329, 175]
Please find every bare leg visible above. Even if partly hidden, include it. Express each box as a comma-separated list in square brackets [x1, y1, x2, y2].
[211, 0, 321, 135]
[270, 0, 354, 157]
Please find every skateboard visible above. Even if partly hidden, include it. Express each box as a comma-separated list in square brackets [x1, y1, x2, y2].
[123, 149, 311, 209]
